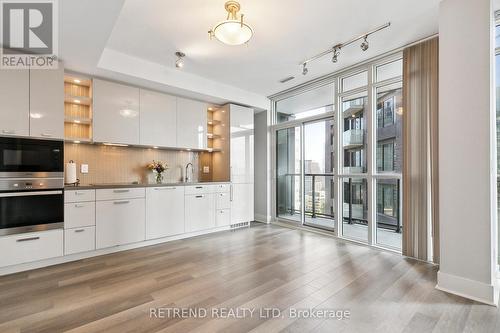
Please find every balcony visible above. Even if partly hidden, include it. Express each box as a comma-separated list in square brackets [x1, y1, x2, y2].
[343, 203, 364, 220]
[343, 129, 364, 149]
[343, 166, 363, 174]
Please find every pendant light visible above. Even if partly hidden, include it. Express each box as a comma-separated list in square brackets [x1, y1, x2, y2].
[208, 1, 253, 46]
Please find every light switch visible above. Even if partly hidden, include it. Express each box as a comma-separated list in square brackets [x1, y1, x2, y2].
[81, 164, 89, 174]
[203, 166, 210, 174]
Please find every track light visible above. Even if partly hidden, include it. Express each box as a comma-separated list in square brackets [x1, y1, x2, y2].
[360, 36, 369, 51]
[302, 63, 308, 75]
[175, 51, 185, 68]
[332, 47, 340, 63]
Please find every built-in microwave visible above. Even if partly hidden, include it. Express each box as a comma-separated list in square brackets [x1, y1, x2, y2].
[0, 137, 63, 178]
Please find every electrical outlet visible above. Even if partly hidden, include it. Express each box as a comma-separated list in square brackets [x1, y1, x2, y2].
[203, 166, 210, 174]
[81, 164, 89, 174]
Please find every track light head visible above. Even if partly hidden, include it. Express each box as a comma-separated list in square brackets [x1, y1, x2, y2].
[302, 63, 308, 75]
[175, 51, 185, 68]
[331, 47, 340, 63]
[360, 36, 369, 51]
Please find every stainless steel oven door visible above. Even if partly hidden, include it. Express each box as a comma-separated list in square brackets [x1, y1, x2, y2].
[0, 190, 64, 236]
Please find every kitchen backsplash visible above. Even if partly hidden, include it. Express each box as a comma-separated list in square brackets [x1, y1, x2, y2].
[64, 143, 199, 185]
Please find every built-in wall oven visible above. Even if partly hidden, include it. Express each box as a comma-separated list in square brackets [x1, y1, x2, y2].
[0, 137, 64, 236]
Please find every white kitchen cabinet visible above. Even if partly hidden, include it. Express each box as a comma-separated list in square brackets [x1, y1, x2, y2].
[29, 66, 64, 139]
[95, 188, 145, 201]
[146, 186, 185, 239]
[216, 209, 231, 227]
[184, 184, 216, 195]
[0, 230, 63, 267]
[64, 226, 95, 255]
[64, 189, 95, 203]
[64, 202, 95, 229]
[93, 79, 140, 145]
[231, 183, 254, 225]
[140, 90, 177, 147]
[230, 104, 254, 184]
[0, 69, 29, 136]
[184, 194, 215, 232]
[96, 198, 145, 249]
[216, 192, 231, 210]
[176, 97, 207, 149]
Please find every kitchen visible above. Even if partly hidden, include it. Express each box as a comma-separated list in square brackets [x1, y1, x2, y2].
[0, 68, 255, 273]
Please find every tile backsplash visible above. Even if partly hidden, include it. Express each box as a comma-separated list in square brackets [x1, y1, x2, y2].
[64, 143, 199, 185]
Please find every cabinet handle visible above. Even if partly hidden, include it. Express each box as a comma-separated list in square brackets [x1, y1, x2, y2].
[230, 184, 233, 202]
[16, 236, 40, 242]
[74, 204, 85, 208]
[2, 130, 15, 134]
[114, 200, 130, 205]
[154, 187, 175, 190]
[195, 195, 203, 198]
[41, 133, 52, 137]
[75, 192, 85, 195]
[74, 229, 85, 233]
[113, 189, 129, 193]
[195, 186, 203, 189]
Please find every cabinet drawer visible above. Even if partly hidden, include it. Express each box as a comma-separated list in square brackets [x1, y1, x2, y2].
[215, 183, 230, 193]
[64, 226, 95, 255]
[216, 192, 231, 210]
[216, 209, 231, 227]
[64, 202, 95, 229]
[96, 188, 145, 201]
[0, 230, 63, 267]
[65, 189, 95, 203]
[184, 185, 216, 195]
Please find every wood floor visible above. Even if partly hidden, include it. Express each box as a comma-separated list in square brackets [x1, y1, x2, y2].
[0, 223, 498, 333]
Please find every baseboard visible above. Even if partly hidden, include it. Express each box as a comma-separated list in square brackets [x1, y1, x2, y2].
[436, 270, 499, 306]
[254, 213, 271, 223]
[0, 225, 232, 276]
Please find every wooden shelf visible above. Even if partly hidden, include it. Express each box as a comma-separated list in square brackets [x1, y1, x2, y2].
[207, 133, 222, 139]
[65, 116, 92, 125]
[65, 94, 92, 106]
[64, 137, 92, 143]
[208, 119, 222, 125]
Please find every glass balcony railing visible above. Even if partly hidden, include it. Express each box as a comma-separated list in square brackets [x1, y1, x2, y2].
[343, 129, 364, 148]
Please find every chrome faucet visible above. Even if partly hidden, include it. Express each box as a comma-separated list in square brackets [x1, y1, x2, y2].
[185, 163, 193, 182]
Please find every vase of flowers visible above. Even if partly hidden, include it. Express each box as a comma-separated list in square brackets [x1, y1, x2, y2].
[147, 160, 168, 184]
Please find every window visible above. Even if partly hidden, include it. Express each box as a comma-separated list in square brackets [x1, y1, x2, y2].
[377, 96, 395, 128]
[377, 141, 395, 172]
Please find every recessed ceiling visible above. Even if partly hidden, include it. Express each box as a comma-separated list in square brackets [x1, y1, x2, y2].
[104, 0, 440, 96]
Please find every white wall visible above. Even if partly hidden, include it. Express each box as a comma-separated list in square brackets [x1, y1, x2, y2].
[437, 0, 498, 305]
[254, 111, 271, 222]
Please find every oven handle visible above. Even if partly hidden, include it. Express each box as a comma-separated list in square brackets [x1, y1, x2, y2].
[0, 190, 63, 197]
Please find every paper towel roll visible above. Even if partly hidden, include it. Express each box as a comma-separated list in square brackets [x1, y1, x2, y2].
[65, 160, 77, 184]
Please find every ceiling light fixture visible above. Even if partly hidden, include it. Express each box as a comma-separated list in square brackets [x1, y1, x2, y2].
[299, 22, 390, 75]
[208, 1, 253, 46]
[360, 36, 369, 51]
[175, 51, 185, 68]
[302, 63, 308, 76]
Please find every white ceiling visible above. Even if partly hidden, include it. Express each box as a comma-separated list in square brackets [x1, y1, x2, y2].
[61, 0, 442, 109]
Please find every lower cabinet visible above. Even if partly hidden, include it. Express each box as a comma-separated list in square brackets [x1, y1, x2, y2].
[0, 230, 63, 267]
[216, 209, 231, 227]
[231, 183, 254, 225]
[185, 193, 215, 232]
[146, 186, 185, 239]
[96, 198, 146, 249]
[64, 227, 95, 255]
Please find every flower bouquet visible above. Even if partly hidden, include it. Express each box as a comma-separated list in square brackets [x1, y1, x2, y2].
[147, 160, 168, 184]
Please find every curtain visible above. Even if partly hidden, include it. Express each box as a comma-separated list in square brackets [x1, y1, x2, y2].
[402, 37, 439, 263]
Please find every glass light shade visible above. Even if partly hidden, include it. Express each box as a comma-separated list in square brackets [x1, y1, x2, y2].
[213, 20, 253, 45]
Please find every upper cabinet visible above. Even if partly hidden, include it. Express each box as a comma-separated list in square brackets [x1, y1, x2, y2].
[230, 104, 254, 183]
[0, 69, 29, 137]
[30, 66, 64, 139]
[140, 89, 177, 147]
[93, 79, 140, 145]
[176, 97, 207, 149]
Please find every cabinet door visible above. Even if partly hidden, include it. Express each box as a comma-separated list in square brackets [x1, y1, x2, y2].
[0, 69, 29, 136]
[176, 98, 207, 149]
[64, 201, 96, 229]
[93, 79, 140, 145]
[64, 226, 95, 255]
[146, 187, 184, 239]
[184, 194, 215, 232]
[29, 66, 64, 139]
[230, 183, 254, 224]
[230, 104, 254, 183]
[96, 198, 145, 248]
[140, 90, 177, 147]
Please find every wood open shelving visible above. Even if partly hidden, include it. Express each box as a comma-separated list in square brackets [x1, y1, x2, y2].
[64, 75, 93, 142]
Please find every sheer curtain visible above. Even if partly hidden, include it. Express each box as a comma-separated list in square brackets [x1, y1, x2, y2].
[402, 37, 440, 263]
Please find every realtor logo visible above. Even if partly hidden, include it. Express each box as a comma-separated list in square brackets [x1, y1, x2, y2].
[0, 0, 58, 69]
